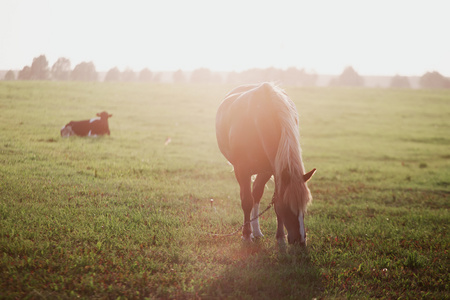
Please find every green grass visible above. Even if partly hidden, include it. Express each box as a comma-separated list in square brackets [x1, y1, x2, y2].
[0, 82, 448, 299]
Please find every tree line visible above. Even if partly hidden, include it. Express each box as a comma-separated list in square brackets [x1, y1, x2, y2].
[329, 66, 450, 89]
[2, 54, 450, 89]
[3, 55, 153, 82]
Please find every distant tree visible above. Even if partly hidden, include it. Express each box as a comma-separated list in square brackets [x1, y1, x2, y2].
[172, 69, 185, 83]
[419, 71, 450, 89]
[211, 72, 223, 84]
[282, 67, 302, 85]
[30, 55, 49, 80]
[226, 71, 240, 84]
[190, 68, 212, 83]
[390, 75, 411, 88]
[139, 68, 153, 82]
[153, 72, 162, 83]
[240, 68, 265, 83]
[301, 71, 318, 87]
[4, 70, 16, 80]
[121, 68, 136, 82]
[262, 67, 283, 82]
[71, 62, 97, 81]
[282, 67, 318, 86]
[330, 66, 364, 87]
[236, 68, 284, 84]
[18, 66, 31, 80]
[104, 67, 121, 82]
[51, 57, 71, 81]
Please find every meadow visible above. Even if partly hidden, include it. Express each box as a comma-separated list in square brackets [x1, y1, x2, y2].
[0, 81, 448, 299]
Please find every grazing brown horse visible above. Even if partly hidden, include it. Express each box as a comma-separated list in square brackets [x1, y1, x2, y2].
[216, 83, 316, 244]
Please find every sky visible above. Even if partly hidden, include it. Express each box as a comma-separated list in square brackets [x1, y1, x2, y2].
[0, 0, 449, 76]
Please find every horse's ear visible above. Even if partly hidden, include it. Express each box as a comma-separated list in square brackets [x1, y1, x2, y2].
[303, 168, 316, 182]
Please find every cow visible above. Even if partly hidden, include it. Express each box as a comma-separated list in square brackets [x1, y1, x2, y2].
[61, 111, 112, 137]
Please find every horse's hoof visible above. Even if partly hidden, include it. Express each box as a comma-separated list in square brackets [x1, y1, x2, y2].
[251, 232, 264, 239]
[277, 237, 287, 252]
[291, 239, 307, 247]
[277, 237, 286, 246]
[241, 235, 253, 243]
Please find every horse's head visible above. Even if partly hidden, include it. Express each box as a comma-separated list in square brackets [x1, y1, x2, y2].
[275, 168, 316, 245]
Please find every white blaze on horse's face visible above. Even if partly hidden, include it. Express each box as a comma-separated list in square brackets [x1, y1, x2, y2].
[298, 211, 306, 244]
[284, 208, 306, 245]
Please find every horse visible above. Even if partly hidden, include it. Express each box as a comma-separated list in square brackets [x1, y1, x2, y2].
[215, 82, 316, 245]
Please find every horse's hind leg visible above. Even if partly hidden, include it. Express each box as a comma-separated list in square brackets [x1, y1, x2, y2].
[235, 169, 253, 241]
[251, 172, 272, 238]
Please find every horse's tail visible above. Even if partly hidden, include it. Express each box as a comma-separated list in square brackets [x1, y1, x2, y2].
[263, 83, 312, 214]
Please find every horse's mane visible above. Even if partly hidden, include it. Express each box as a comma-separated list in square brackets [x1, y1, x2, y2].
[263, 83, 312, 214]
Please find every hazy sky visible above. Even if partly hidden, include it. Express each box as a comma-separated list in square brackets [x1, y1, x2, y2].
[1, 0, 449, 76]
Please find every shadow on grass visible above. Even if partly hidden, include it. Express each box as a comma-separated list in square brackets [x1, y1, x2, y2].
[201, 240, 323, 299]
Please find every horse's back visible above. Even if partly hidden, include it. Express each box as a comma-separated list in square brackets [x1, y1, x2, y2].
[216, 83, 283, 174]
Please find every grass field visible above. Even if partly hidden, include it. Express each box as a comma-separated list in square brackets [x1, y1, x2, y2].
[0, 81, 448, 299]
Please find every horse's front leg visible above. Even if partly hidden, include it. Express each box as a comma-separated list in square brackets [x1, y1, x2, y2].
[273, 190, 286, 244]
[251, 172, 272, 238]
[235, 169, 253, 241]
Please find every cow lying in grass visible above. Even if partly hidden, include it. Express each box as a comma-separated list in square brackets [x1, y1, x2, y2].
[61, 111, 112, 137]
